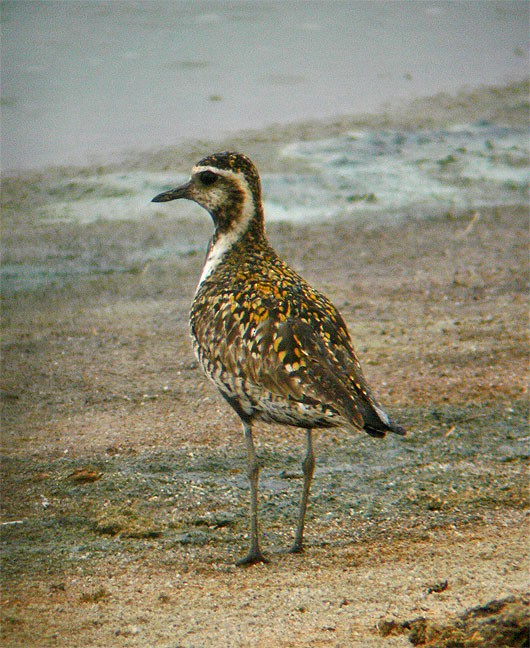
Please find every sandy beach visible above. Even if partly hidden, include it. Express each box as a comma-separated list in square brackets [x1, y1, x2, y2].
[1, 80, 529, 646]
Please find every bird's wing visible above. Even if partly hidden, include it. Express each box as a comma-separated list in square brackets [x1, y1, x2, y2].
[194, 293, 369, 430]
[279, 317, 405, 437]
[192, 274, 404, 436]
[272, 317, 367, 430]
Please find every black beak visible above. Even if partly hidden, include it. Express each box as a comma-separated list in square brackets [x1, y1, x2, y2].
[151, 181, 191, 203]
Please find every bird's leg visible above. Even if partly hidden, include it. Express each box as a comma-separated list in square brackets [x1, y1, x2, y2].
[289, 429, 315, 554]
[237, 421, 269, 566]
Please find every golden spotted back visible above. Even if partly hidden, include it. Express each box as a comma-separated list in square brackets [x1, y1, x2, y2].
[190, 234, 385, 432]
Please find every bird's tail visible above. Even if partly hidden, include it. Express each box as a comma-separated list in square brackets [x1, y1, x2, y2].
[364, 418, 406, 438]
[356, 398, 406, 438]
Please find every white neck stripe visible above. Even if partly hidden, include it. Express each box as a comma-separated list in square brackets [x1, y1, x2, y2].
[195, 167, 256, 288]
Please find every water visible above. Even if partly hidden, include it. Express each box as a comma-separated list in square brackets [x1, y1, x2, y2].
[3, 118, 527, 293]
[279, 123, 530, 220]
[2, 0, 528, 172]
[33, 122, 530, 225]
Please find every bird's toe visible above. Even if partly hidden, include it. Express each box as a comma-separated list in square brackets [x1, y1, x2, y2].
[236, 550, 270, 567]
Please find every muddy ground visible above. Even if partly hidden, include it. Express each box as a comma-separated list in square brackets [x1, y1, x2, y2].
[1, 83, 529, 646]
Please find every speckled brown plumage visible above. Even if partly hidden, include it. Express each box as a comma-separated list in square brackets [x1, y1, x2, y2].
[152, 151, 405, 565]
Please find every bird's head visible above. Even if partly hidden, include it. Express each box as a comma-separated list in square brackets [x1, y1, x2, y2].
[152, 151, 263, 233]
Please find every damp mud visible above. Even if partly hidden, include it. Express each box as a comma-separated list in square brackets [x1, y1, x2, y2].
[1, 82, 529, 646]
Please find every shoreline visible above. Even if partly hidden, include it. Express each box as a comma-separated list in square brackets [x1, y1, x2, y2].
[2, 80, 528, 180]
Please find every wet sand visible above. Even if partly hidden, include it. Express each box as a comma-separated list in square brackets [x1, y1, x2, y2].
[1, 83, 529, 646]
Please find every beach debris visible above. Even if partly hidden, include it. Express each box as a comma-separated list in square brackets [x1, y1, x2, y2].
[457, 211, 481, 237]
[79, 586, 110, 604]
[426, 579, 449, 594]
[378, 594, 529, 646]
[67, 468, 102, 483]
[95, 504, 164, 538]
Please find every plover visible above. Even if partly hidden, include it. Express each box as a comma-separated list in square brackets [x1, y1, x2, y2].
[152, 152, 405, 565]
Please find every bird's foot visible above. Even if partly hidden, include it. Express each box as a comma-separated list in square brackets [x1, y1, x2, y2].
[287, 543, 304, 555]
[236, 550, 270, 567]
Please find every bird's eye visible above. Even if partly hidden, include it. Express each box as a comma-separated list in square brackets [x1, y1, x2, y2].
[199, 170, 218, 186]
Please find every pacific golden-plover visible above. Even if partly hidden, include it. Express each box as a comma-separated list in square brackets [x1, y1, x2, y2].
[152, 151, 405, 565]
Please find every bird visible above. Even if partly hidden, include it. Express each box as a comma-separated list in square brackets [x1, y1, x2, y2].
[152, 151, 405, 565]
